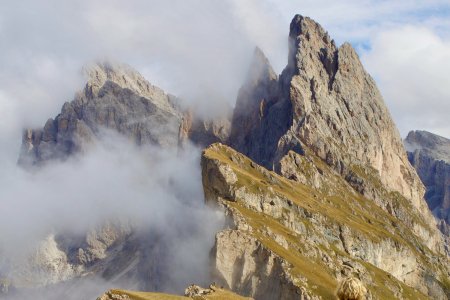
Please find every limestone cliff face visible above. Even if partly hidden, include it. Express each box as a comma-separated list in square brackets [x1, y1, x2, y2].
[405, 130, 450, 236]
[19, 62, 183, 166]
[230, 15, 427, 219]
[13, 62, 229, 296]
[202, 143, 450, 300]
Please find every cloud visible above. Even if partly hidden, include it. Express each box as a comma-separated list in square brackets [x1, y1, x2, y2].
[0, 133, 224, 298]
[361, 25, 450, 138]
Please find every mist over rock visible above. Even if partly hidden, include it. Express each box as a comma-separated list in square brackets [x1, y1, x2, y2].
[18, 61, 232, 167]
[405, 130, 450, 235]
[229, 47, 282, 168]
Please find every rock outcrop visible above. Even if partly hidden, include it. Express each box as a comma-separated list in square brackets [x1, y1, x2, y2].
[229, 47, 282, 168]
[405, 130, 450, 235]
[202, 143, 450, 299]
[5, 219, 196, 296]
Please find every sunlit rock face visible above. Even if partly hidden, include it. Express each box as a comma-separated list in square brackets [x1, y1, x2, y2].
[231, 15, 425, 210]
[405, 130, 450, 235]
[229, 14, 441, 254]
[202, 143, 450, 300]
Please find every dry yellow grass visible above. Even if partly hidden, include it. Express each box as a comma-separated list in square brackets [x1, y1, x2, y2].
[202, 143, 433, 299]
[107, 287, 252, 300]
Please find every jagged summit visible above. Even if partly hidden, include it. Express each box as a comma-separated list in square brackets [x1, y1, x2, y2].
[18, 62, 183, 165]
[286, 15, 337, 81]
[229, 14, 441, 253]
[246, 47, 278, 85]
[82, 62, 178, 115]
[228, 47, 280, 161]
[18, 60, 233, 166]
[232, 14, 425, 208]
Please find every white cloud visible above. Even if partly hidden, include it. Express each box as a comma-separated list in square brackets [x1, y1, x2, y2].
[362, 26, 450, 138]
[0, 133, 224, 296]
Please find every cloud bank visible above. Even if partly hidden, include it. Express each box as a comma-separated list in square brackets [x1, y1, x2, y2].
[0, 133, 224, 298]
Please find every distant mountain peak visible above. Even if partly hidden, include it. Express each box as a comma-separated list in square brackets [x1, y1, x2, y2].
[405, 130, 450, 236]
[405, 130, 450, 163]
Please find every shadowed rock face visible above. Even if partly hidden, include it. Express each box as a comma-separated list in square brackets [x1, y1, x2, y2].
[178, 109, 231, 149]
[229, 14, 434, 235]
[229, 47, 284, 169]
[405, 130, 450, 235]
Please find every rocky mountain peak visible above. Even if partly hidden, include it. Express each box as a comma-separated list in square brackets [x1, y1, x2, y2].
[19, 63, 184, 166]
[9, 12, 450, 300]
[286, 15, 337, 82]
[405, 130, 450, 163]
[229, 14, 437, 242]
[81, 62, 177, 115]
[229, 47, 283, 168]
[289, 15, 333, 43]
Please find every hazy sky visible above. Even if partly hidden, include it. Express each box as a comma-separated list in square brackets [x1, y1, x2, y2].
[0, 0, 449, 156]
